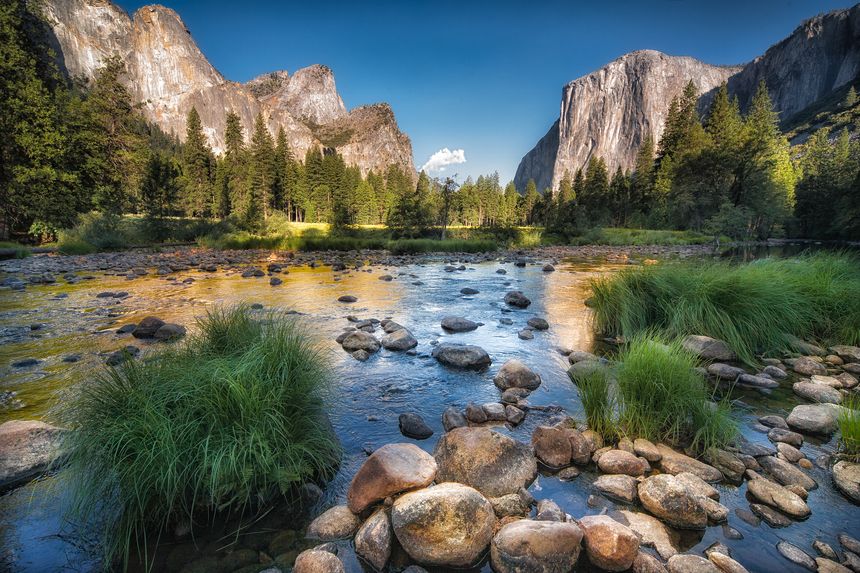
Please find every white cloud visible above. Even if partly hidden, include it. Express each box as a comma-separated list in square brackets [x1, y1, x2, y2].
[420, 148, 466, 173]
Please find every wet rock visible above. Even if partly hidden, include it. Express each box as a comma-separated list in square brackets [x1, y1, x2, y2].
[579, 515, 639, 572]
[306, 505, 361, 540]
[557, 466, 580, 480]
[830, 345, 860, 363]
[11, 358, 39, 368]
[460, 287, 479, 295]
[542, 264, 555, 272]
[132, 316, 165, 338]
[633, 551, 669, 573]
[776, 442, 803, 462]
[106, 345, 140, 366]
[844, 551, 860, 572]
[535, 499, 565, 521]
[505, 405, 525, 425]
[489, 493, 530, 518]
[745, 474, 810, 518]
[793, 356, 827, 376]
[465, 403, 488, 423]
[490, 519, 583, 573]
[399, 413, 433, 440]
[482, 402, 507, 422]
[814, 541, 839, 560]
[391, 482, 496, 568]
[352, 349, 370, 361]
[270, 277, 282, 286]
[598, 449, 648, 476]
[441, 316, 479, 332]
[738, 373, 779, 389]
[707, 363, 745, 380]
[337, 295, 357, 303]
[749, 503, 791, 527]
[793, 381, 842, 404]
[656, 444, 722, 482]
[0, 420, 65, 490]
[341, 331, 380, 354]
[763, 365, 788, 379]
[594, 474, 638, 503]
[293, 549, 344, 573]
[382, 329, 418, 351]
[504, 291, 531, 308]
[816, 558, 852, 573]
[434, 427, 536, 497]
[768, 426, 804, 447]
[667, 555, 719, 573]
[840, 534, 860, 555]
[759, 415, 788, 429]
[527, 317, 549, 330]
[494, 359, 541, 391]
[347, 443, 437, 513]
[617, 510, 680, 560]
[832, 460, 860, 504]
[568, 350, 599, 364]
[499, 317, 513, 325]
[432, 343, 491, 370]
[682, 335, 736, 361]
[787, 403, 841, 435]
[634, 439, 662, 462]
[354, 509, 392, 571]
[777, 541, 816, 571]
[441, 407, 467, 432]
[154, 323, 186, 341]
[704, 448, 745, 483]
[532, 426, 572, 468]
[758, 455, 817, 490]
[638, 474, 707, 530]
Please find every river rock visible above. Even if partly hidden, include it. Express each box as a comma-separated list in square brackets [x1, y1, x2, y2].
[634, 439, 662, 462]
[490, 519, 583, 573]
[738, 374, 779, 389]
[811, 374, 844, 388]
[777, 541, 816, 571]
[594, 474, 638, 503]
[707, 363, 745, 380]
[830, 345, 860, 363]
[674, 472, 719, 500]
[775, 442, 803, 462]
[441, 316, 479, 332]
[682, 335, 736, 361]
[354, 509, 392, 571]
[759, 415, 788, 429]
[154, 323, 186, 340]
[816, 558, 852, 573]
[832, 460, 860, 504]
[518, 329, 534, 340]
[527, 317, 549, 330]
[307, 505, 361, 540]
[633, 551, 669, 573]
[391, 482, 496, 568]
[617, 510, 680, 560]
[793, 357, 827, 376]
[579, 515, 639, 572]
[763, 365, 788, 379]
[0, 420, 65, 490]
[836, 372, 858, 389]
[745, 475, 810, 518]
[704, 448, 746, 483]
[656, 444, 723, 482]
[337, 295, 357, 303]
[465, 403, 488, 423]
[598, 450, 648, 476]
[569, 350, 599, 364]
[441, 407, 467, 432]
[132, 316, 165, 338]
[535, 499, 565, 521]
[293, 549, 345, 573]
[382, 329, 418, 351]
[758, 455, 817, 490]
[786, 403, 841, 435]
[749, 503, 791, 527]
[399, 413, 433, 440]
[532, 426, 572, 468]
[506, 405, 525, 425]
[565, 428, 593, 465]
[768, 427, 804, 447]
[482, 402, 507, 421]
[341, 331, 380, 354]
[434, 427, 537, 496]
[667, 555, 720, 573]
[432, 343, 491, 370]
[504, 291, 531, 308]
[709, 551, 750, 573]
[347, 443, 437, 513]
[494, 359, 541, 390]
[793, 381, 842, 404]
[489, 493, 529, 518]
[638, 474, 707, 530]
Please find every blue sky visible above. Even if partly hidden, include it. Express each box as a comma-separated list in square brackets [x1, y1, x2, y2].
[118, 0, 852, 183]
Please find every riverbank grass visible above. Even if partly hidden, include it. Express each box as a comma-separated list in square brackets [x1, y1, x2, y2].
[590, 252, 860, 365]
[62, 305, 340, 569]
[839, 396, 860, 462]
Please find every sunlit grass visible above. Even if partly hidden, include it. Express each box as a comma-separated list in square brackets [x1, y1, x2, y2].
[839, 396, 860, 462]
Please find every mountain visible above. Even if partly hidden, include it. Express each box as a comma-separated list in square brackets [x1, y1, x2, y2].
[515, 4, 860, 194]
[41, 0, 415, 176]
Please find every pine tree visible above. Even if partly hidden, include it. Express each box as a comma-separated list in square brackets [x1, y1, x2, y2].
[631, 135, 655, 214]
[181, 107, 214, 217]
[522, 180, 540, 225]
[844, 86, 858, 109]
[249, 113, 276, 221]
[389, 170, 432, 237]
[140, 151, 179, 239]
[273, 128, 292, 215]
[502, 182, 519, 226]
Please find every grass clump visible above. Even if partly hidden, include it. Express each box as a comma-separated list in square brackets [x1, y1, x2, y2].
[569, 336, 737, 452]
[0, 241, 30, 258]
[62, 305, 341, 570]
[838, 396, 860, 462]
[388, 238, 497, 254]
[590, 252, 860, 365]
[569, 227, 720, 246]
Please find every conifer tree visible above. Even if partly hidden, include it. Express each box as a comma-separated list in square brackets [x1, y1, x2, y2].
[181, 107, 214, 217]
[844, 86, 858, 109]
[631, 135, 655, 214]
[249, 113, 276, 220]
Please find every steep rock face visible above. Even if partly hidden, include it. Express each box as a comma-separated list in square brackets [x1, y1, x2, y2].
[515, 50, 737, 193]
[516, 4, 860, 194]
[42, 0, 414, 176]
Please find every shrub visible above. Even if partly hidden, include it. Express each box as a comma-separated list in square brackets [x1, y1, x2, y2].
[62, 305, 340, 569]
[839, 396, 860, 462]
[590, 252, 860, 364]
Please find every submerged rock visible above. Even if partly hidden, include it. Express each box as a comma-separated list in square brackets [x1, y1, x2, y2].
[0, 420, 65, 490]
[398, 413, 433, 440]
[777, 541, 816, 571]
[490, 519, 583, 573]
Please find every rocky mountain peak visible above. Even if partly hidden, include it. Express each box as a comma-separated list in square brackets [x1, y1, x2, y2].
[271, 64, 347, 126]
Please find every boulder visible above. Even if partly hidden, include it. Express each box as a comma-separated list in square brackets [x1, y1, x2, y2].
[490, 519, 583, 573]
[634, 439, 662, 462]
[830, 345, 860, 363]
[532, 426, 572, 468]
[598, 449, 649, 476]
[398, 413, 433, 440]
[793, 357, 827, 376]
[793, 381, 842, 404]
[777, 541, 816, 571]
[633, 551, 669, 573]
[667, 555, 720, 573]
[441, 407, 467, 432]
[307, 505, 361, 540]
[745, 475, 810, 518]
[674, 472, 720, 500]
[391, 482, 496, 568]
[638, 474, 708, 530]
[153, 323, 186, 341]
[579, 515, 639, 572]
[594, 474, 639, 503]
[434, 427, 537, 497]
[565, 428, 593, 465]
[494, 359, 541, 391]
[341, 331, 381, 354]
[293, 549, 345, 573]
[786, 403, 841, 435]
[535, 499, 565, 522]
[704, 448, 746, 484]
[707, 363, 745, 380]
[768, 427, 804, 447]
[0, 420, 65, 490]
[681, 335, 736, 361]
[708, 552, 750, 573]
[656, 444, 723, 483]
[382, 329, 418, 351]
[811, 374, 844, 388]
[347, 443, 437, 514]
[489, 493, 530, 518]
[527, 317, 549, 330]
[815, 558, 852, 573]
[441, 316, 479, 332]
[617, 510, 680, 560]
[832, 460, 860, 504]
[758, 455, 817, 490]
[354, 509, 392, 571]
[504, 291, 531, 308]
[432, 344, 491, 370]
[132, 316, 165, 338]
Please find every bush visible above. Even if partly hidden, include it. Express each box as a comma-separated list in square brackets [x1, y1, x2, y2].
[590, 252, 860, 364]
[62, 305, 341, 568]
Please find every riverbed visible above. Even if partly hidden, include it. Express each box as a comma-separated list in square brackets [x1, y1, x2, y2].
[1, 248, 857, 572]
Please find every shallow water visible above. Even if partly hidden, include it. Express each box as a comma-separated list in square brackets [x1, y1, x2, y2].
[1, 255, 858, 572]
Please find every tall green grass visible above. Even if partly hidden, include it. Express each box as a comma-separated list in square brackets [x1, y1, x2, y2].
[569, 336, 737, 452]
[61, 305, 340, 570]
[197, 232, 497, 254]
[0, 241, 30, 258]
[590, 252, 860, 365]
[839, 396, 860, 463]
[569, 227, 720, 246]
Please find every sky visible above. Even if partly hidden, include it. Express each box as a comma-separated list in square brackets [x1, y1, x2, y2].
[117, 0, 853, 183]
